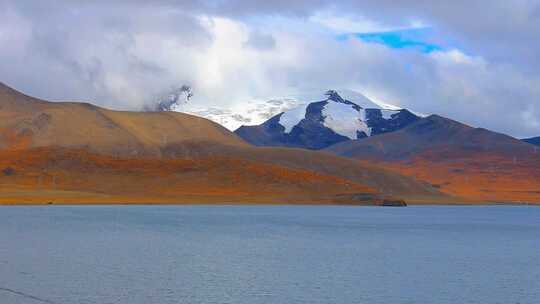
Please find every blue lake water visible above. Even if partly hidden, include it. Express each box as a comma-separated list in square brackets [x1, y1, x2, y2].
[0, 205, 539, 304]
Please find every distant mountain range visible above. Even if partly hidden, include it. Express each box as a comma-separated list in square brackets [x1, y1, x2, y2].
[1, 82, 539, 204]
[147, 86, 302, 130]
[327, 114, 535, 160]
[0, 82, 442, 205]
[523, 136, 540, 147]
[179, 88, 540, 203]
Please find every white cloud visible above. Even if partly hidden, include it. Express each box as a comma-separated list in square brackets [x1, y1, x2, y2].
[310, 11, 427, 34]
[0, 1, 539, 138]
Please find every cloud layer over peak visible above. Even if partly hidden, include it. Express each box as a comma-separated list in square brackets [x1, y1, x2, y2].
[0, 0, 539, 137]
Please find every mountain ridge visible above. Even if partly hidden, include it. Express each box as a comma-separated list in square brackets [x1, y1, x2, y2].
[326, 114, 535, 159]
[0, 82, 444, 205]
[235, 90, 420, 150]
[326, 114, 540, 203]
[1, 81, 248, 156]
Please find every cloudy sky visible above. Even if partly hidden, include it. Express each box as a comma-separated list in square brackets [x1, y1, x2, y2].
[1, 0, 539, 137]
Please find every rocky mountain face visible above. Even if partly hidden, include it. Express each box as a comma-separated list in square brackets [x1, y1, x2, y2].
[235, 90, 420, 150]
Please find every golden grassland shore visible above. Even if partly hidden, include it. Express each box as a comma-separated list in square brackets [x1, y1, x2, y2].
[0, 148, 437, 206]
[0, 147, 537, 206]
[0, 189, 536, 205]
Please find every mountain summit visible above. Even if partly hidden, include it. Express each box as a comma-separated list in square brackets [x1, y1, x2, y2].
[235, 89, 420, 149]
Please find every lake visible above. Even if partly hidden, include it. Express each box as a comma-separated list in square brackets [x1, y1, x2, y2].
[0, 205, 539, 304]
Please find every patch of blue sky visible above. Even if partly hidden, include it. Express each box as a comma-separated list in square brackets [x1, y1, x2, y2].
[338, 28, 444, 53]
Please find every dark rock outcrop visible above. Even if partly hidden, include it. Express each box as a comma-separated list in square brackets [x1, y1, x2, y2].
[235, 91, 419, 150]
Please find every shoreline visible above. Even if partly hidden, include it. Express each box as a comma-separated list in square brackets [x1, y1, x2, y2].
[1, 201, 539, 206]
[1, 190, 538, 206]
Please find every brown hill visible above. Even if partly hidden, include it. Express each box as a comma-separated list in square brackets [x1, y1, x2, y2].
[0, 82, 247, 156]
[0, 82, 444, 204]
[326, 115, 540, 203]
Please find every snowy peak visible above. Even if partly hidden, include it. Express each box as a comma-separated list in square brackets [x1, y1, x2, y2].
[321, 99, 371, 138]
[147, 87, 301, 130]
[277, 90, 406, 140]
[326, 89, 399, 110]
[146, 86, 400, 133]
[235, 89, 421, 150]
[325, 90, 352, 105]
[147, 87, 420, 150]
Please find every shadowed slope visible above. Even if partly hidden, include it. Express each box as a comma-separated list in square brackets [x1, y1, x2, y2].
[326, 115, 540, 203]
[326, 115, 536, 160]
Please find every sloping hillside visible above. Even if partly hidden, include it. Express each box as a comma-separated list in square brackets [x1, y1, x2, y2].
[0, 82, 247, 156]
[0, 82, 444, 204]
[326, 115, 540, 203]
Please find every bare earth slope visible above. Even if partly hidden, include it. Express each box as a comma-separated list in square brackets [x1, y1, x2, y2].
[0, 82, 247, 156]
[326, 115, 540, 203]
[0, 82, 444, 204]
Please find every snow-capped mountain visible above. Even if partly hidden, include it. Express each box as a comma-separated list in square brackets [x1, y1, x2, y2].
[181, 98, 301, 130]
[235, 90, 421, 150]
[146, 86, 302, 130]
[147, 87, 421, 149]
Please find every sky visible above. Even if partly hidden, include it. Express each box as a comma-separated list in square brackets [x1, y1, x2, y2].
[0, 0, 539, 138]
